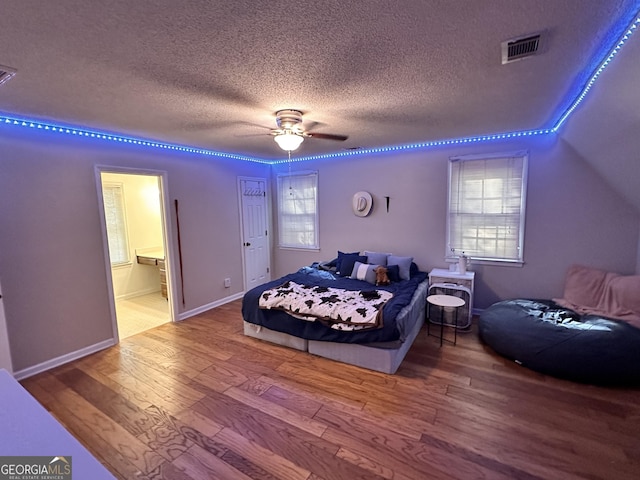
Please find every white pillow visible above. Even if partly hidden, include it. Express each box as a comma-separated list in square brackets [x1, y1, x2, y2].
[350, 261, 380, 284]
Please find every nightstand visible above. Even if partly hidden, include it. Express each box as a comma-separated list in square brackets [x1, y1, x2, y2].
[428, 268, 475, 328]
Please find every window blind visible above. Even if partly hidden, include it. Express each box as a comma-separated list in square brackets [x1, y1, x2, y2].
[277, 172, 319, 249]
[448, 153, 527, 262]
[102, 183, 130, 265]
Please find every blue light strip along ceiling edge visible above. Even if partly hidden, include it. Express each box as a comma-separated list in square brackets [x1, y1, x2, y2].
[0, 116, 270, 164]
[269, 128, 554, 164]
[1, 10, 638, 165]
[552, 13, 640, 131]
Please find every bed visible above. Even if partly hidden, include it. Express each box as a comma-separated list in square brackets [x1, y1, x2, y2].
[242, 251, 429, 374]
[479, 265, 640, 385]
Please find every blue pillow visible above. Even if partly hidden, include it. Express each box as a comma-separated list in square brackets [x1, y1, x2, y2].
[335, 251, 358, 274]
[350, 261, 379, 284]
[386, 264, 401, 283]
[410, 262, 420, 277]
[364, 251, 390, 266]
[388, 255, 413, 281]
[337, 253, 367, 277]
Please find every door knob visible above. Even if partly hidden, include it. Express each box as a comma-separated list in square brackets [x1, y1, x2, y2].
[244, 242, 251, 246]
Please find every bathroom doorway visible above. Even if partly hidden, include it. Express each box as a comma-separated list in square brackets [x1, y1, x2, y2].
[97, 169, 175, 340]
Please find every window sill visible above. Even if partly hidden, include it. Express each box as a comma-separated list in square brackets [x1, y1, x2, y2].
[111, 261, 133, 269]
[446, 257, 524, 268]
[278, 246, 321, 252]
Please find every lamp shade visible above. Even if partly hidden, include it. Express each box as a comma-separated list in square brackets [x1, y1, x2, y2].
[274, 131, 304, 151]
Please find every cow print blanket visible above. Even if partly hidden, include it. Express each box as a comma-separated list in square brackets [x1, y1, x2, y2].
[258, 281, 393, 331]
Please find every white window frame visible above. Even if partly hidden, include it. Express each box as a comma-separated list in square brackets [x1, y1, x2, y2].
[277, 171, 319, 250]
[102, 182, 131, 266]
[446, 151, 528, 266]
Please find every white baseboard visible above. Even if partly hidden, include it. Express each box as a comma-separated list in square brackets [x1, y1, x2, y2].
[13, 338, 116, 381]
[115, 287, 161, 301]
[14, 292, 244, 380]
[178, 291, 245, 321]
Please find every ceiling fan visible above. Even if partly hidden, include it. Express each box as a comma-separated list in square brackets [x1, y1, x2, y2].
[259, 109, 348, 151]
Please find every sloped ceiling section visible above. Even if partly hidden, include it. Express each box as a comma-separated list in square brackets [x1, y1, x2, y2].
[0, 0, 638, 162]
[561, 23, 640, 212]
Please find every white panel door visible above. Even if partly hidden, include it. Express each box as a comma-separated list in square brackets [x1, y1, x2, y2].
[0, 278, 13, 374]
[239, 178, 271, 291]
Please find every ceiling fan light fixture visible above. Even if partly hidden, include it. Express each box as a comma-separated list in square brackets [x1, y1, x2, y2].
[274, 131, 304, 151]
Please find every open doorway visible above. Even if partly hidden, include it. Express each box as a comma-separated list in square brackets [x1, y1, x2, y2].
[98, 169, 174, 340]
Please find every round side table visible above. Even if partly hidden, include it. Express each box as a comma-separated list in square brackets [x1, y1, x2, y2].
[427, 294, 465, 346]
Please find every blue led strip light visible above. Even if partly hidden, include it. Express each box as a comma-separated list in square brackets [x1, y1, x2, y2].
[0, 115, 270, 164]
[278, 11, 640, 164]
[552, 15, 640, 131]
[1, 11, 638, 165]
[270, 129, 554, 164]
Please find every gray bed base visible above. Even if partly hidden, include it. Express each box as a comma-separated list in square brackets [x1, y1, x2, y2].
[243, 280, 428, 374]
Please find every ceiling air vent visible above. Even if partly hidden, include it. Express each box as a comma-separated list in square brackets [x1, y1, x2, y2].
[501, 34, 541, 64]
[0, 65, 17, 86]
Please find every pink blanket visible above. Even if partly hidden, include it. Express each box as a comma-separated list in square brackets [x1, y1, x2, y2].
[554, 264, 640, 329]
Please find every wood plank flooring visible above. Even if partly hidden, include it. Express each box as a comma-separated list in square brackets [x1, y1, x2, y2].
[21, 300, 640, 479]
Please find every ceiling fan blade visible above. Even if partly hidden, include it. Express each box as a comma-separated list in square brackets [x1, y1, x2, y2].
[306, 132, 349, 141]
[183, 120, 271, 132]
[236, 121, 273, 130]
[304, 120, 325, 131]
[234, 132, 274, 137]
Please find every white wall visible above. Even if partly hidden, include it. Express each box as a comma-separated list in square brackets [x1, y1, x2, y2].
[1, 115, 637, 375]
[0, 127, 268, 373]
[102, 172, 164, 299]
[271, 135, 640, 309]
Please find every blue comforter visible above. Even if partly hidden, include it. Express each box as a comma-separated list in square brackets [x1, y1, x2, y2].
[242, 265, 428, 344]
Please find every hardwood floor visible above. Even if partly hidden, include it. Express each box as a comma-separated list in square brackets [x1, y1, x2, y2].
[21, 300, 640, 480]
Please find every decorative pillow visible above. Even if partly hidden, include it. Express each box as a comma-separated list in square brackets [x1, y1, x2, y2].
[388, 255, 413, 281]
[561, 264, 610, 309]
[386, 264, 401, 283]
[364, 251, 390, 266]
[605, 274, 640, 325]
[553, 264, 640, 329]
[350, 261, 379, 284]
[410, 262, 420, 277]
[335, 251, 359, 274]
[337, 253, 367, 277]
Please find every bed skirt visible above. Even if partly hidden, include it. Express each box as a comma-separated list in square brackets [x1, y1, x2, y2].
[308, 312, 424, 374]
[243, 322, 308, 351]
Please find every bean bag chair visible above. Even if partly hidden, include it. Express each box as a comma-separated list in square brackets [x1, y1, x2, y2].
[479, 265, 640, 385]
[479, 298, 640, 385]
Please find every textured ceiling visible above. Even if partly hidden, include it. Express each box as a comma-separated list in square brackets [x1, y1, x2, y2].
[0, 1, 638, 160]
[562, 23, 640, 212]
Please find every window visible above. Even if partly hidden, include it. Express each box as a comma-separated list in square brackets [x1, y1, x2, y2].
[277, 171, 319, 249]
[102, 183, 130, 265]
[447, 152, 528, 264]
